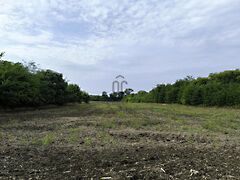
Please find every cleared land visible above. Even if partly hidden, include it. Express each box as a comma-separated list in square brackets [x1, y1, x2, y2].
[0, 102, 240, 179]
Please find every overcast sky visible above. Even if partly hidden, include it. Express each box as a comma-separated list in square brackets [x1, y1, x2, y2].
[1, 0, 240, 94]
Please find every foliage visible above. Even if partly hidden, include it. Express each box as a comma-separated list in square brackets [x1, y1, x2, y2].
[124, 69, 240, 107]
[82, 91, 90, 103]
[42, 133, 55, 146]
[0, 61, 40, 107]
[37, 70, 68, 105]
[66, 84, 82, 103]
[0, 56, 89, 108]
[90, 88, 134, 102]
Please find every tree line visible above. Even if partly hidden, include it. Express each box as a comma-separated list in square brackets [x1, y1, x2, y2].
[90, 89, 134, 102]
[0, 53, 89, 108]
[123, 70, 240, 107]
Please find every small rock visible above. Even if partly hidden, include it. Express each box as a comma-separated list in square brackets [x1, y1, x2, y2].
[100, 177, 112, 180]
[161, 168, 166, 173]
[190, 169, 199, 176]
[63, 171, 71, 174]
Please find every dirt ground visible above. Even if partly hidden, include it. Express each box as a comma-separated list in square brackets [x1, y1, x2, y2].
[0, 102, 239, 179]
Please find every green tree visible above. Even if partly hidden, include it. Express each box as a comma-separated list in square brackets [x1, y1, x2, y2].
[202, 81, 226, 106]
[37, 70, 68, 105]
[181, 83, 203, 105]
[0, 57, 90, 108]
[102, 91, 109, 101]
[67, 84, 82, 103]
[82, 91, 90, 103]
[209, 69, 240, 84]
[124, 88, 134, 96]
[150, 84, 166, 103]
[0, 61, 40, 107]
[165, 84, 178, 103]
[224, 83, 240, 106]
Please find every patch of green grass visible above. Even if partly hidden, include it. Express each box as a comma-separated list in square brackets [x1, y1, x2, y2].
[29, 137, 38, 144]
[19, 137, 26, 143]
[9, 119, 19, 125]
[153, 125, 163, 131]
[175, 119, 184, 126]
[117, 111, 128, 118]
[98, 119, 118, 130]
[214, 141, 220, 149]
[68, 102, 240, 135]
[69, 127, 83, 133]
[104, 135, 115, 144]
[69, 132, 79, 143]
[181, 125, 190, 131]
[202, 120, 224, 133]
[118, 117, 160, 130]
[209, 135, 216, 141]
[98, 132, 115, 144]
[84, 137, 92, 146]
[30, 137, 39, 145]
[186, 138, 195, 145]
[2, 101, 240, 145]
[124, 118, 141, 130]
[42, 133, 55, 146]
[8, 135, 15, 142]
[194, 127, 207, 134]
[0, 133, 4, 141]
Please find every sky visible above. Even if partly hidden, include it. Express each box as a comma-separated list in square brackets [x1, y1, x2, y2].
[0, 0, 240, 95]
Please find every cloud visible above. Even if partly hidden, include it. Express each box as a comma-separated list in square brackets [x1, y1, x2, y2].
[0, 0, 240, 94]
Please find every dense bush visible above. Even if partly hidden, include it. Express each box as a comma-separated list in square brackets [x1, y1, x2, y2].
[0, 58, 89, 108]
[124, 69, 240, 107]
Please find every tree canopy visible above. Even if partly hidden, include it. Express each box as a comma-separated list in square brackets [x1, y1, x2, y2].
[123, 69, 240, 107]
[0, 55, 89, 108]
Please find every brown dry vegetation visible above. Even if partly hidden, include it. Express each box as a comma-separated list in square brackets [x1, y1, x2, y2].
[0, 102, 240, 179]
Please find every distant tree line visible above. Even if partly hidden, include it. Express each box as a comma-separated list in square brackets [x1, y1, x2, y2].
[0, 53, 89, 108]
[90, 88, 134, 102]
[123, 70, 240, 107]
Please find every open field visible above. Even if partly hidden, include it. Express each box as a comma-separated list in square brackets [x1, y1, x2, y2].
[0, 102, 240, 179]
